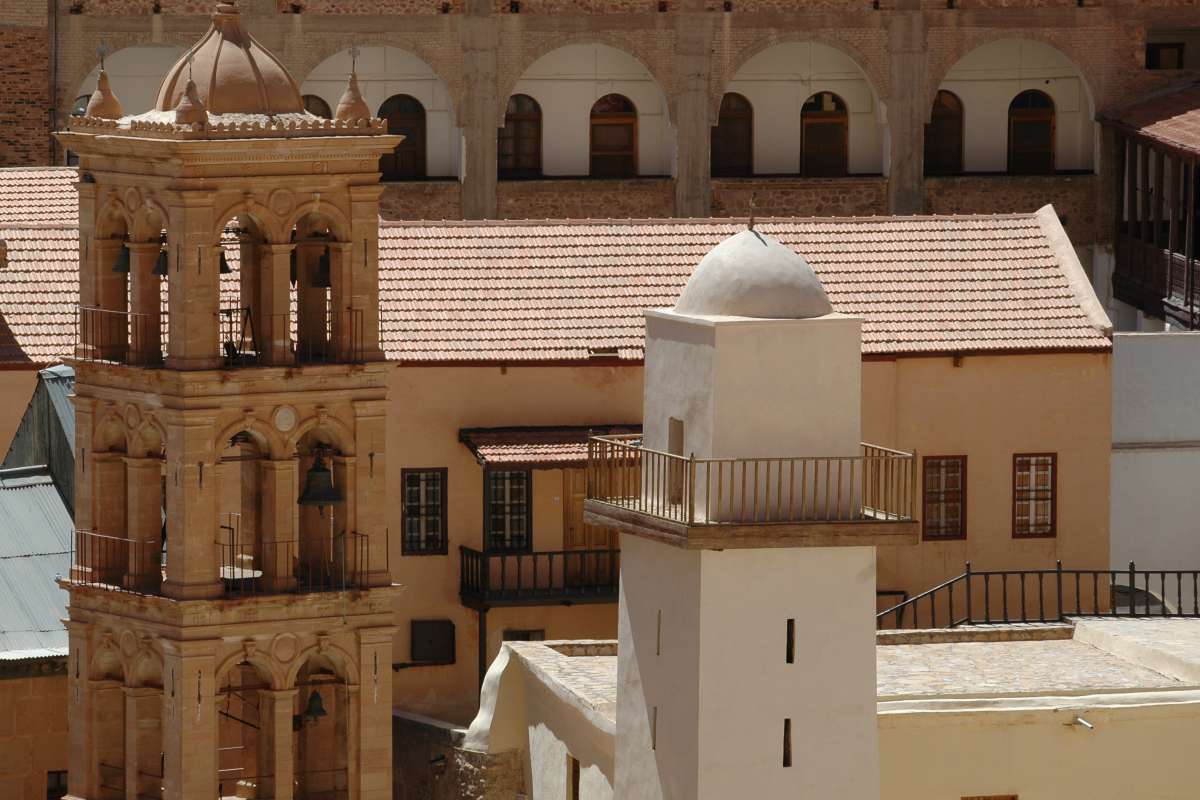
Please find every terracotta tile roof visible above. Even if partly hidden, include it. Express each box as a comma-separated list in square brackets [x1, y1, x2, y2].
[379, 210, 1111, 361]
[0, 168, 78, 226]
[1098, 81, 1200, 158]
[0, 224, 79, 366]
[459, 426, 640, 469]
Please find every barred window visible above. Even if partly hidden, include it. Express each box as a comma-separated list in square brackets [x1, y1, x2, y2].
[403, 469, 447, 555]
[486, 469, 531, 552]
[1013, 454, 1056, 538]
[923, 456, 966, 540]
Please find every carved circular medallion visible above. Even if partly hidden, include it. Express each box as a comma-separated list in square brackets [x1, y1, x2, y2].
[119, 630, 139, 659]
[123, 404, 141, 431]
[272, 632, 299, 664]
[312, 162, 328, 174]
[272, 405, 298, 433]
[269, 188, 295, 217]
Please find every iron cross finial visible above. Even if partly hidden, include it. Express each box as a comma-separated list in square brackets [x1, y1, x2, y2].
[97, 40, 109, 70]
[349, 45, 361, 74]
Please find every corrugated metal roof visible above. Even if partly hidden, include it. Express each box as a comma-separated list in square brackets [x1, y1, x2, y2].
[0, 465, 71, 655]
[40, 365, 74, 446]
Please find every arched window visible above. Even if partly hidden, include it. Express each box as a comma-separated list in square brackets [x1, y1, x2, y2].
[924, 90, 963, 176]
[499, 94, 542, 179]
[711, 93, 753, 178]
[589, 94, 637, 179]
[303, 94, 332, 119]
[378, 94, 427, 181]
[1008, 90, 1055, 175]
[800, 92, 848, 178]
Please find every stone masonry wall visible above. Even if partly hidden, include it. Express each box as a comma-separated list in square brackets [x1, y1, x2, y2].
[0, 27, 52, 167]
[711, 177, 889, 218]
[0, 672, 69, 800]
[393, 712, 525, 800]
[380, 181, 464, 221]
[497, 178, 676, 219]
[924, 174, 1099, 245]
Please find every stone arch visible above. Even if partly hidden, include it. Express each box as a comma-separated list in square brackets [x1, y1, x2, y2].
[287, 414, 356, 457]
[129, 417, 167, 459]
[498, 34, 676, 124]
[712, 33, 889, 125]
[93, 411, 129, 454]
[91, 638, 128, 681]
[210, 200, 282, 245]
[293, 37, 465, 123]
[215, 647, 286, 692]
[285, 641, 361, 688]
[129, 196, 170, 243]
[94, 195, 134, 240]
[283, 199, 354, 244]
[214, 417, 287, 461]
[129, 647, 164, 689]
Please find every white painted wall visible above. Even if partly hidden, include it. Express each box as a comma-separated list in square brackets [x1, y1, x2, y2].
[301, 46, 461, 178]
[725, 41, 885, 176]
[939, 38, 1095, 173]
[1111, 333, 1200, 586]
[510, 43, 674, 177]
[77, 45, 186, 116]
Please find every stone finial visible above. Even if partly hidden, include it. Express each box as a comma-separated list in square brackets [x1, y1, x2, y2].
[85, 69, 125, 120]
[174, 75, 208, 126]
[334, 68, 370, 124]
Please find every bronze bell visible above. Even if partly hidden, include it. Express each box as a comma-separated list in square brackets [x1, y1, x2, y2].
[289, 248, 297, 286]
[311, 246, 331, 288]
[303, 689, 327, 721]
[152, 249, 168, 277]
[219, 251, 233, 274]
[112, 244, 130, 274]
[299, 452, 343, 508]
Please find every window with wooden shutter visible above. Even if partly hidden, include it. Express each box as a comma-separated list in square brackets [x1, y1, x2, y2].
[1013, 453, 1056, 538]
[711, 92, 753, 177]
[1007, 90, 1055, 175]
[486, 469, 532, 552]
[378, 94, 427, 181]
[499, 94, 542, 179]
[800, 92, 848, 177]
[590, 94, 638, 179]
[922, 456, 966, 540]
[402, 468, 447, 555]
[924, 90, 964, 175]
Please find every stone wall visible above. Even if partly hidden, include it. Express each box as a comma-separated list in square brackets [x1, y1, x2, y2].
[497, 178, 675, 219]
[0, 27, 52, 167]
[393, 711, 525, 800]
[380, 181, 464, 221]
[711, 177, 889, 219]
[0, 668, 68, 800]
[924, 173, 1100, 245]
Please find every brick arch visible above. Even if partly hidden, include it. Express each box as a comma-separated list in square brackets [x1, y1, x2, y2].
[497, 35, 677, 124]
[291, 38, 465, 124]
[60, 33, 199, 119]
[924, 32, 1102, 123]
[710, 33, 890, 125]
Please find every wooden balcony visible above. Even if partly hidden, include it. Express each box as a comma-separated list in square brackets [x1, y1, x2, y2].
[584, 435, 919, 550]
[459, 546, 620, 610]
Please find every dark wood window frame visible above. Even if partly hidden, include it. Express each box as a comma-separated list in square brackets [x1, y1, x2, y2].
[924, 89, 964, 176]
[499, 93, 543, 179]
[1007, 90, 1056, 176]
[484, 468, 533, 552]
[46, 770, 69, 800]
[1012, 453, 1057, 539]
[402, 468, 448, 555]
[378, 93, 428, 182]
[409, 619, 456, 665]
[1146, 42, 1186, 70]
[711, 92, 754, 178]
[922, 455, 967, 541]
[589, 94, 638, 179]
[800, 91, 849, 178]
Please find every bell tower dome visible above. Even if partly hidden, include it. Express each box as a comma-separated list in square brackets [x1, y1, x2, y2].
[56, 7, 401, 800]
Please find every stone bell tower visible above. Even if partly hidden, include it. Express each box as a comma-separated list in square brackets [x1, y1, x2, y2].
[586, 229, 919, 800]
[57, 5, 400, 799]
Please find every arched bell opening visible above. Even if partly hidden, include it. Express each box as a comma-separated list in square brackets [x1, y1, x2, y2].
[217, 430, 269, 592]
[90, 648, 127, 800]
[128, 657, 166, 800]
[291, 212, 356, 364]
[296, 430, 359, 590]
[216, 661, 275, 800]
[293, 653, 350, 799]
[216, 214, 269, 368]
[79, 417, 130, 587]
[126, 205, 169, 367]
[84, 210, 132, 364]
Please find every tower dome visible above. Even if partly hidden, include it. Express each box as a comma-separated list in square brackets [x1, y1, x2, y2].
[673, 229, 832, 319]
[155, 2, 304, 116]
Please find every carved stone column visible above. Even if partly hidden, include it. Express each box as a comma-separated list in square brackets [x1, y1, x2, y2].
[92, 451, 127, 585]
[258, 243, 295, 366]
[127, 242, 163, 365]
[124, 456, 163, 591]
[160, 640, 219, 800]
[260, 459, 298, 592]
[260, 688, 297, 800]
[124, 685, 162, 800]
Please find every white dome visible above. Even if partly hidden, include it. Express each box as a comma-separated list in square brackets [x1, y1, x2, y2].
[673, 229, 832, 319]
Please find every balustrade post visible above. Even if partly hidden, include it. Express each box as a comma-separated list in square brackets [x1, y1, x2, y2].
[965, 561, 973, 624]
[1055, 560, 1064, 621]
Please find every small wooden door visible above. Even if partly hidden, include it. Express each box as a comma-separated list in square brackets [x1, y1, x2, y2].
[563, 468, 617, 586]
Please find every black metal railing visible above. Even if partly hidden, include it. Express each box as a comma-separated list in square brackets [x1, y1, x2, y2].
[217, 533, 370, 595]
[877, 561, 1200, 630]
[74, 305, 163, 366]
[460, 546, 620, 608]
[260, 307, 366, 366]
[72, 530, 161, 593]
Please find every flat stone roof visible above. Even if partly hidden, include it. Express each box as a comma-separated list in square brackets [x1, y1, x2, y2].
[509, 641, 619, 726]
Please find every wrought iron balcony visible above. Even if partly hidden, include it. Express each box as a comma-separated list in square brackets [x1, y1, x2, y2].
[584, 435, 919, 548]
[459, 546, 620, 610]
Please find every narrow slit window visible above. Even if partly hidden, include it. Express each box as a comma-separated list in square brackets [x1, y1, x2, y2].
[656, 609, 662, 656]
[651, 705, 658, 750]
[783, 718, 792, 767]
[785, 618, 795, 663]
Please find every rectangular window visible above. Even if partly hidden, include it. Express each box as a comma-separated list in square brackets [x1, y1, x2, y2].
[486, 469, 532, 552]
[402, 468, 448, 555]
[1013, 454, 1056, 538]
[411, 620, 456, 664]
[923, 456, 967, 540]
[46, 771, 68, 800]
[1146, 42, 1185, 70]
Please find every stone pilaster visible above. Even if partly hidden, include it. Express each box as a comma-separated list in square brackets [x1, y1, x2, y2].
[353, 400, 390, 587]
[127, 242, 163, 365]
[162, 413, 221, 600]
[261, 688, 298, 800]
[160, 640, 220, 800]
[356, 628, 395, 800]
[260, 458, 298, 592]
[124, 686, 162, 800]
[459, 10, 499, 220]
[349, 184, 386, 361]
[165, 191, 221, 370]
[258, 243, 295, 366]
[672, 8, 712, 218]
[66, 622, 95, 800]
[886, 7, 926, 215]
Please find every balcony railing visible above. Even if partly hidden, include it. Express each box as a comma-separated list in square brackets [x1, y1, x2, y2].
[586, 435, 915, 527]
[69, 529, 372, 598]
[74, 305, 163, 367]
[876, 561, 1200, 630]
[222, 306, 365, 368]
[459, 546, 620, 609]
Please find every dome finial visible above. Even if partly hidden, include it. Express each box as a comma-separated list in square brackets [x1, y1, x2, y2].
[174, 67, 208, 126]
[85, 43, 125, 120]
[334, 45, 371, 124]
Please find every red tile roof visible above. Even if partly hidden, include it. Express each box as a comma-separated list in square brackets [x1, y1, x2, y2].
[0, 169, 78, 226]
[380, 209, 1111, 362]
[1098, 81, 1200, 158]
[459, 426, 640, 469]
[0, 225, 79, 366]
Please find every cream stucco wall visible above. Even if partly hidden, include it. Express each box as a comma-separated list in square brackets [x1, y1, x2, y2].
[511, 43, 674, 177]
[863, 351, 1111, 597]
[726, 41, 885, 176]
[387, 364, 642, 724]
[0, 370, 38, 457]
[76, 45, 186, 115]
[301, 46, 463, 178]
[939, 38, 1096, 173]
